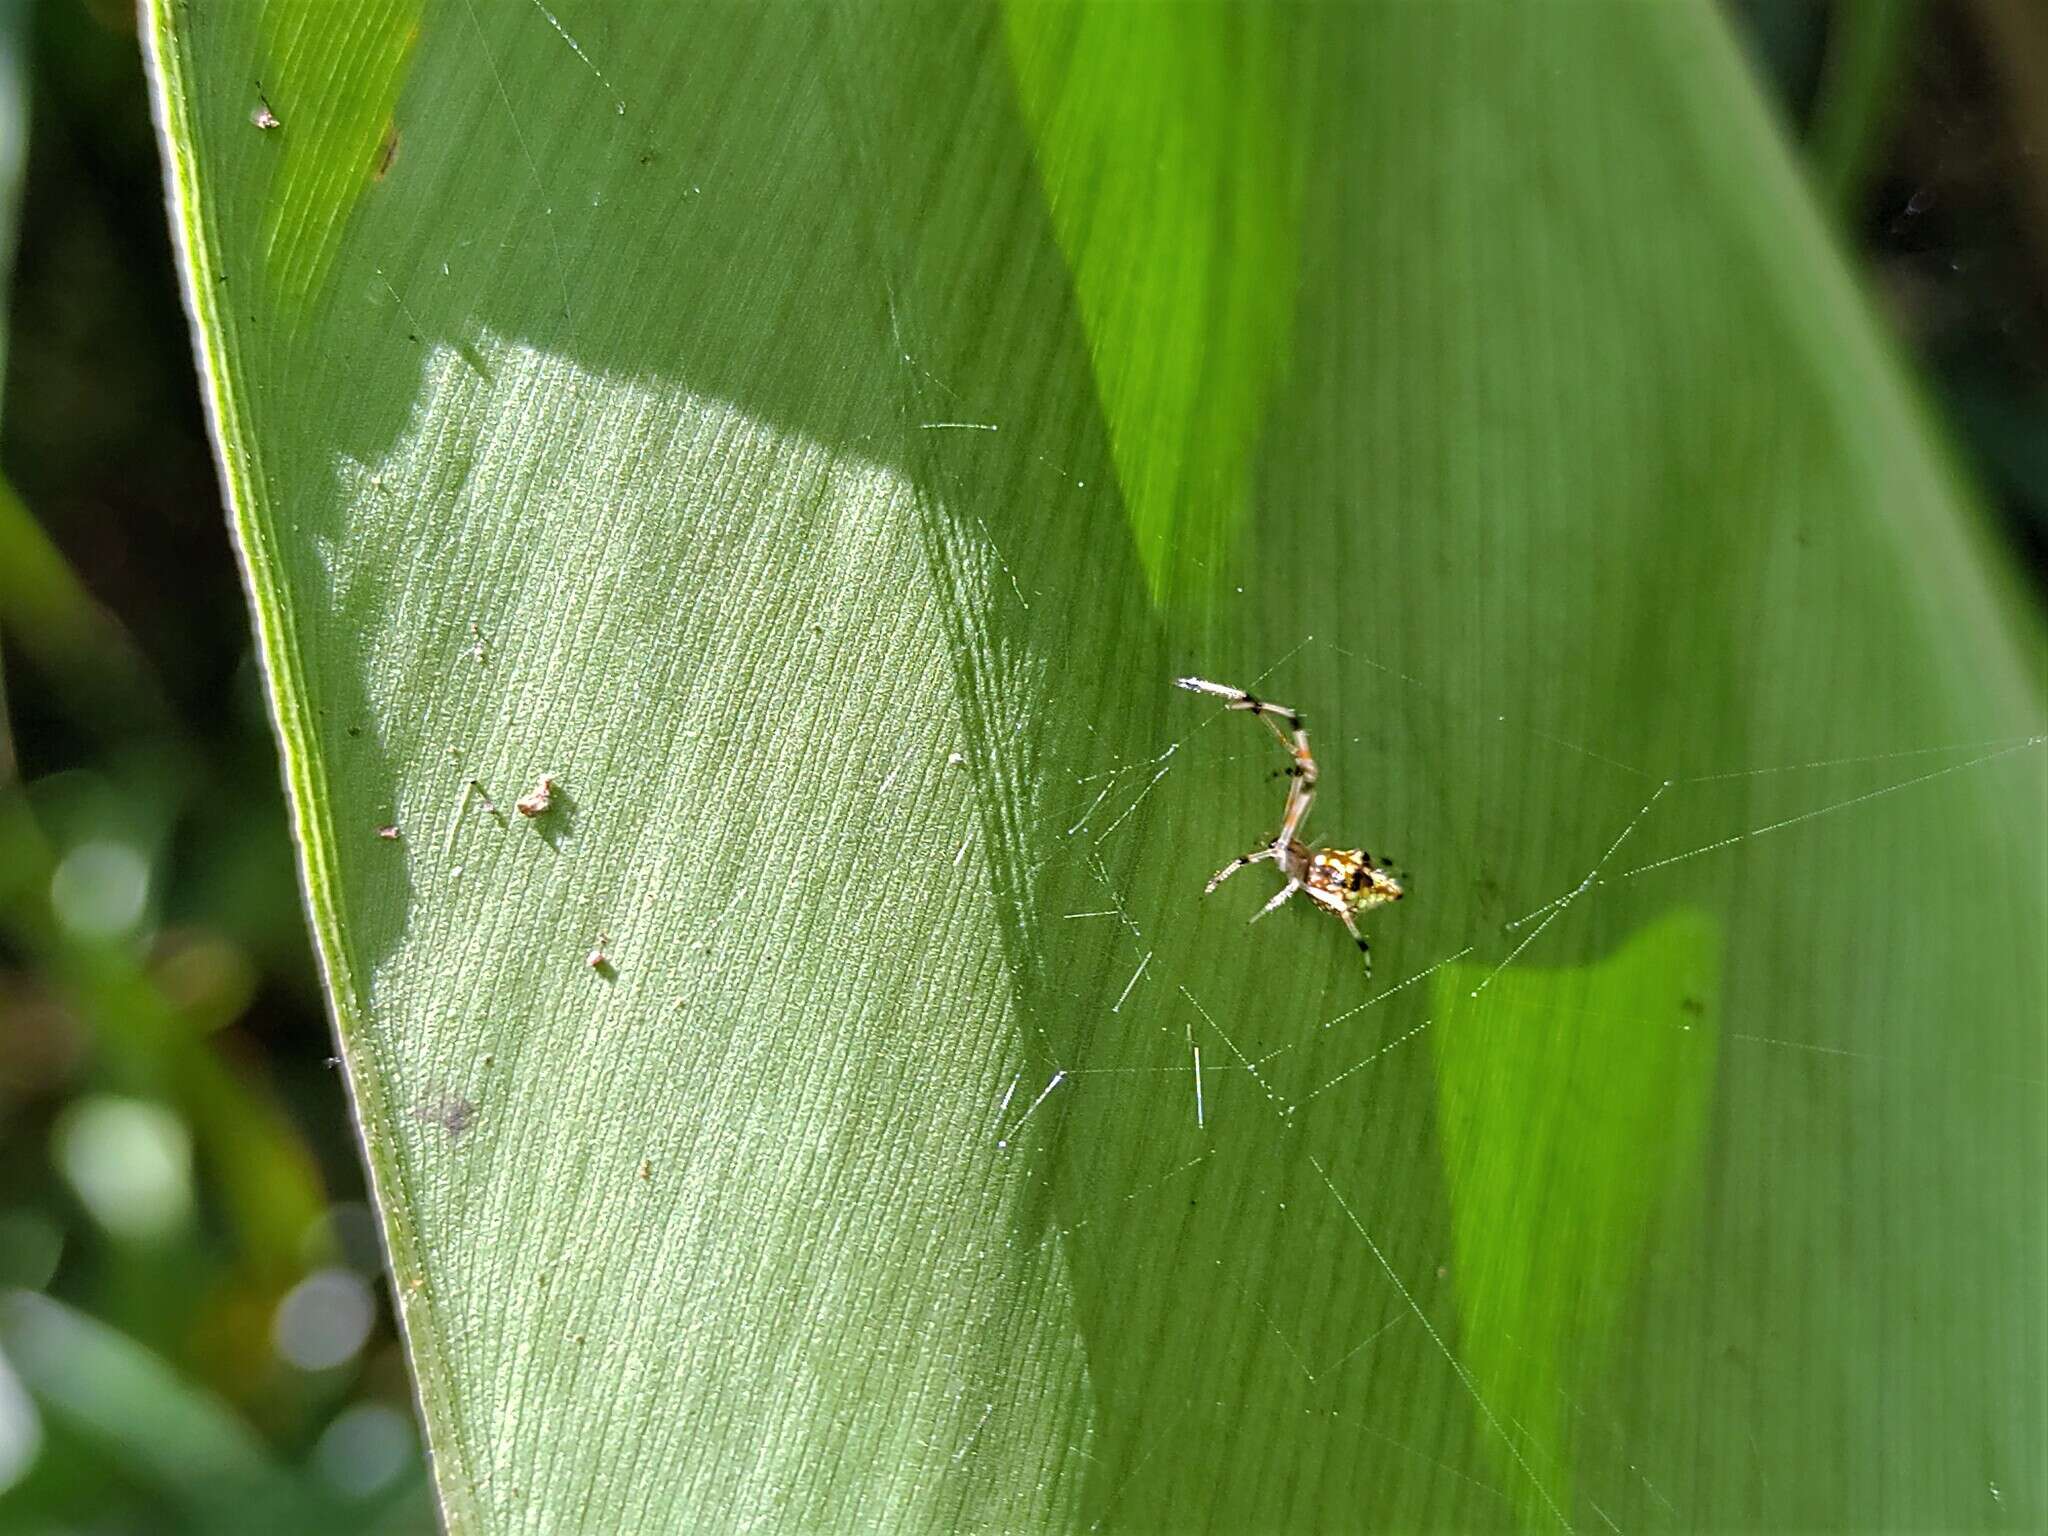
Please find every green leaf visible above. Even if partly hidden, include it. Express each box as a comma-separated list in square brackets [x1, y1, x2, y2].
[255, 0, 419, 316]
[1433, 910, 1720, 1530]
[1004, 0, 1307, 611]
[0, 1291, 423, 1534]
[145, 1, 2045, 1531]
[1, 1290, 300, 1530]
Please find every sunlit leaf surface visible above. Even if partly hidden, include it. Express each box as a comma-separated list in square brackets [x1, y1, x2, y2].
[147, 1, 2045, 1530]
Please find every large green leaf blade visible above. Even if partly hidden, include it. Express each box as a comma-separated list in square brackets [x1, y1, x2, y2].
[147, 1, 2044, 1532]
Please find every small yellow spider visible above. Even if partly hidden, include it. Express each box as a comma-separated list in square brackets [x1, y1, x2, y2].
[1175, 676, 1405, 972]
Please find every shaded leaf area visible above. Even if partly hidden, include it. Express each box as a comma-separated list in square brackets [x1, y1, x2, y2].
[149, 1, 2043, 1532]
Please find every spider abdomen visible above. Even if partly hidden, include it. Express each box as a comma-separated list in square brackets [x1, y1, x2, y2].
[1307, 849, 1404, 911]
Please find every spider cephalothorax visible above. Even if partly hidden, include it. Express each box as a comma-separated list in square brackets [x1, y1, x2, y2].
[1175, 676, 1405, 972]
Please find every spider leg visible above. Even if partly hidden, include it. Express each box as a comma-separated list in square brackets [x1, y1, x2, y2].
[1175, 679, 1304, 751]
[1173, 678, 1318, 840]
[1277, 737, 1317, 844]
[1205, 845, 1277, 894]
[1249, 880, 1302, 923]
[1338, 907, 1373, 976]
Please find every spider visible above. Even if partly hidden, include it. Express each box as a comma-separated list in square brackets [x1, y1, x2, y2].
[1175, 676, 1405, 972]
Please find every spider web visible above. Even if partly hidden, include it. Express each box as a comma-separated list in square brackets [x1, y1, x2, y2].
[956, 627, 2045, 1534]
[850, 67, 2043, 1526]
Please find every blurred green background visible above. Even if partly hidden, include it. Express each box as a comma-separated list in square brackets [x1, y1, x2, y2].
[0, 2, 2040, 1531]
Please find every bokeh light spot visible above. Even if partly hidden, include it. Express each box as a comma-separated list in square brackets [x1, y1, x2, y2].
[313, 1401, 416, 1499]
[273, 1267, 375, 1372]
[48, 840, 151, 940]
[50, 1096, 193, 1242]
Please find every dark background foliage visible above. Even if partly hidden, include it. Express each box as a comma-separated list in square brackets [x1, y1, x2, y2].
[0, 2, 2039, 1529]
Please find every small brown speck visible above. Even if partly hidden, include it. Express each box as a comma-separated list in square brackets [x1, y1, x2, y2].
[638, 1158, 651, 1180]
[376, 824, 401, 840]
[587, 933, 612, 973]
[374, 119, 399, 179]
[516, 773, 559, 818]
[411, 1094, 476, 1139]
